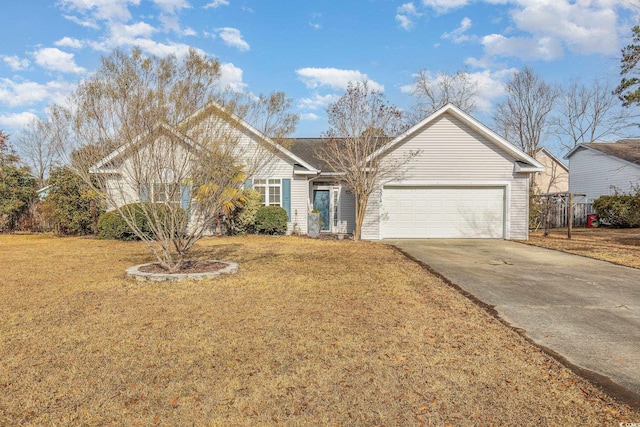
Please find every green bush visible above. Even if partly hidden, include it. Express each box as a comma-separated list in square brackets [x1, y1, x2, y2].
[226, 189, 261, 235]
[255, 205, 288, 235]
[593, 192, 640, 228]
[98, 203, 187, 240]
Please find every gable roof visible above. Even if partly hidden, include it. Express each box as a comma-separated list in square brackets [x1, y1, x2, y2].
[368, 103, 544, 171]
[182, 101, 319, 173]
[91, 101, 319, 174]
[90, 122, 191, 173]
[565, 139, 640, 169]
[535, 147, 569, 172]
[288, 138, 333, 172]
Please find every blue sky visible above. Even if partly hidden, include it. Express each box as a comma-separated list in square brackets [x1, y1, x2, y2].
[0, 0, 638, 145]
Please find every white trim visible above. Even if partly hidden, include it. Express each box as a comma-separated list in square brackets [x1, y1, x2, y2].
[379, 182, 511, 239]
[253, 178, 282, 207]
[312, 184, 342, 233]
[91, 102, 320, 176]
[515, 162, 544, 173]
[384, 180, 512, 187]
[368, 103, 544, 170]
[90, 123, 190, 173]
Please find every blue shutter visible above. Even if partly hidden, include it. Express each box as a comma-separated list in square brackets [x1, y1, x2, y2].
[140, 184, 149, 202]
[282, 178, 291, 220]
[243, 178, 253, 190]
[180, 184, 191, 219]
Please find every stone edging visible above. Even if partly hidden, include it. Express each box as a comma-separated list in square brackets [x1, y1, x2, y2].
[126, 260, 238, 282]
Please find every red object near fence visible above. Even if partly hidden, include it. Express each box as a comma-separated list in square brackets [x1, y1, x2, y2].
[587, 214, 599, 228]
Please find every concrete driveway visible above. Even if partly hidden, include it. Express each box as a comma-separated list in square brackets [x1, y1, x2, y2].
[387, 239, 640, 404]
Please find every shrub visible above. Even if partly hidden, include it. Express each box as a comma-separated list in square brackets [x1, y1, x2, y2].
[41, 167, 103, 235]
[226, 189, 261, 235]
[593, 191, 640, 228]
[255, 205, 288, 235]
[98, 203, 187, 240]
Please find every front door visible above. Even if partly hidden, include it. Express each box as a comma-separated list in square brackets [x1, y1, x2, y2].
[313, 189, 331, 231]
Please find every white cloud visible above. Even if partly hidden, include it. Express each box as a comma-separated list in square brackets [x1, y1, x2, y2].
[0, 112, 39, 131]
[152, 0, 190, 14]
[113, 21, 157, 39]
[298, 93, 341, 110]
[300, 112, 320, 121]
[396, 2, 421, 30]
[58, 0, 140, 23]
[424, 0, 630, 59]
[296, 68, 384, 92]
[400, 68, 516, 113]
[309, 12, 323, 30]
[441, 17, 472, 43]
[54, 37, 84, 49]
[134, 39, 201, 57]
[1, 55, 30, 71]
[466, 68, 516, 112]
[85, 19, 199, 57]
[0, 78, 76, 108]
[218, 62, 247, 91]
[482, 33, 564, 61]
[422, 0, 469, 14]
[62, 14, 100, 29]
[216, 27, 250, 51]
[510, 0, 619, 56]
[204, 0, 229, 8]
[33, 48, 86, 74]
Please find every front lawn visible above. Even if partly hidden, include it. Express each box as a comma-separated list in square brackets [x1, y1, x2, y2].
[1, 235, 637, 425]
[528, 227, 640, 269]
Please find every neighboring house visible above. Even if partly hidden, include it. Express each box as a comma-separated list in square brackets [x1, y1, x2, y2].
[532, 147, 569, 194]
[92, 103, 543, 240]
[565, 139, 640, 202]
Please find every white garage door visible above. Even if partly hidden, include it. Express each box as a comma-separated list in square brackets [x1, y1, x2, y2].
[382, 186, 505, 238]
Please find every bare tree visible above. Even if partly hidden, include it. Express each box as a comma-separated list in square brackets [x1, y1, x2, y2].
[52, 47, 297, 271]
[408, 70, 478, 123]
[315, 81, 411, 241]
[16, 117, 62, 188]
[494, 67, 560, 156]
[552, 78, 634, 149]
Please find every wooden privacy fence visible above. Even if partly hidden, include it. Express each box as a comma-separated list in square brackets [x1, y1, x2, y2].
[543, 201, 595, 228]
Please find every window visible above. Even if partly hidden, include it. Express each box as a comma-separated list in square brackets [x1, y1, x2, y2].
[153, 182, 180, 205]
[254, 178, 282, 206]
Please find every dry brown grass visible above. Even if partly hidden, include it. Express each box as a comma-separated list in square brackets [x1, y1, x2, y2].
[528, 227, 640, 269]
[1, 234, 638, 426]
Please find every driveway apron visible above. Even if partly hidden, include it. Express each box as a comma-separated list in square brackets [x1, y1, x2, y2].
[387, 239, 640, 402]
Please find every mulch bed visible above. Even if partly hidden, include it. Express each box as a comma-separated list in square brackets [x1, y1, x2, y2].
[138, 260, 228, 274]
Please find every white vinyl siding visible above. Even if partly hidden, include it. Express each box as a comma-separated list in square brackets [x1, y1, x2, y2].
[361, 189, 381, 240]
[339, 188, 356, 234]
[382, 186, 505, 238]
[509, 175, 529, 240]
[569, 148, 640, 202]
[361, 112, 530, 240]
[290, 177, 309, 233]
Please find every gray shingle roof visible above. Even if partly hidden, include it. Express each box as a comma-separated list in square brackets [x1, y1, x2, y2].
[287, 138, 333, 172]
[584, 139, 640, 166]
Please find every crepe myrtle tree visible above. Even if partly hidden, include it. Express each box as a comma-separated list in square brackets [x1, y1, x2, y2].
[53, 47, 297, 271]
[315, 81, 415, 241]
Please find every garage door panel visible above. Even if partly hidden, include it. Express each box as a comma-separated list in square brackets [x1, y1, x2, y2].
[382, 186, 505, 239]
